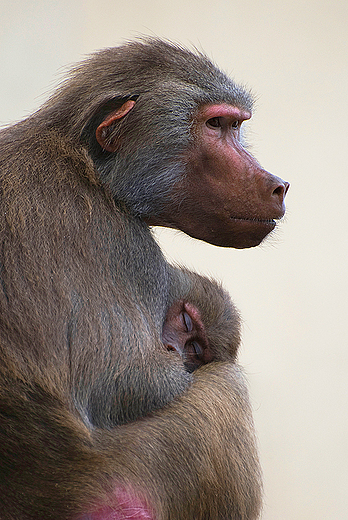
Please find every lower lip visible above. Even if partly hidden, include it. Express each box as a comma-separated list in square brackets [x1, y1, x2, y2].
[231, 217, 276, 228]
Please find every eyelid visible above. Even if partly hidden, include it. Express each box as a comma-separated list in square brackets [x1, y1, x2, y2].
[183, 311, 193, 332]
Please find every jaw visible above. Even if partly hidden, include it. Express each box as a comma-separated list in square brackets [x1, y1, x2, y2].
[185, 218, 278, 248]
[147, 213, 279, 248]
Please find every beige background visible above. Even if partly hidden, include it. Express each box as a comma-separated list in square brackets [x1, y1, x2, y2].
[1, 1, 347, 518]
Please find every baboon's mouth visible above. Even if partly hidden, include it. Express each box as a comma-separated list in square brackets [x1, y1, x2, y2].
[230, 217, 277, 226]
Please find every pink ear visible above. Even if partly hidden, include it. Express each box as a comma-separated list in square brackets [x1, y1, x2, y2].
[96, 99, 136, 152]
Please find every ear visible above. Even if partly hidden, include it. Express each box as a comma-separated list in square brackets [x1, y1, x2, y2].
[96, 99, 136, 152]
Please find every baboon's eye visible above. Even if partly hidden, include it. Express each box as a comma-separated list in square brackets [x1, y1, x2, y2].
[206, 117, 222, 129]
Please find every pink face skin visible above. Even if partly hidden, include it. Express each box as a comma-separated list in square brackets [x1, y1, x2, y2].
[162, 300, 213, 372]
[149, 103, 289, 248]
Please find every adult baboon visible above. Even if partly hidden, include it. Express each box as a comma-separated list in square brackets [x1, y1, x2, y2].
[0, 38, 288, 519]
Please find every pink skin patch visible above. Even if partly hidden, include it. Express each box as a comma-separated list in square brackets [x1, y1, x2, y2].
[79, 488, 155, 520]
[201, 103, 251, 122]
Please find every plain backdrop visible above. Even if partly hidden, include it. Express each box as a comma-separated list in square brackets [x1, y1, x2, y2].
[1, 1, 347, 518]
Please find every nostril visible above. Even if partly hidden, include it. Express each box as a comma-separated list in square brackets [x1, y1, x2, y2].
[272, 181, 290, 200]
[273, 185, 283, 196]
